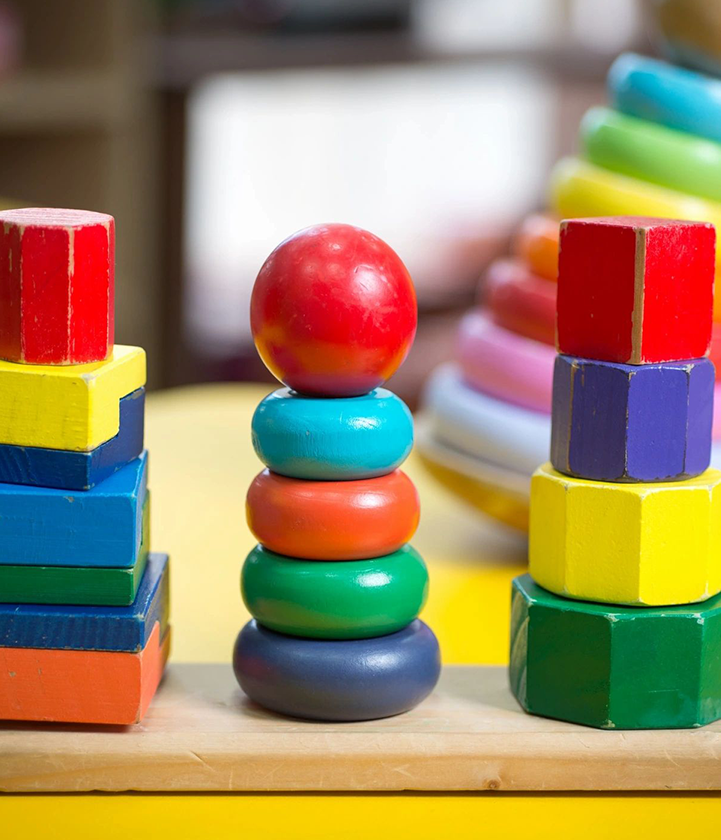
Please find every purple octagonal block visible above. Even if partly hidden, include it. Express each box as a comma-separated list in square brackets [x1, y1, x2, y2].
[551, 355, 714, 482]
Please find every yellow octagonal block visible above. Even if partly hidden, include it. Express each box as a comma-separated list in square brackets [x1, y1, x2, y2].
[529, 462, 721, 606]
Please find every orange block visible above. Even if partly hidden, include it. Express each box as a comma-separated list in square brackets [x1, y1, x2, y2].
[0, 621, 169, 725]
[513, 213, 559, 282]
[246, 469, 420, 560]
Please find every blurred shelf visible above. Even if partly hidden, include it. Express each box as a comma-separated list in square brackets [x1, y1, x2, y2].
[154, 30, 627, 88]
[0, 70, 130, 132]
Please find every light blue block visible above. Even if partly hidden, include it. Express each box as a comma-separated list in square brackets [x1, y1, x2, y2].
[609, 52, 721, 144]
[0, 451, 148, 568]
[252, 387, 413, 480]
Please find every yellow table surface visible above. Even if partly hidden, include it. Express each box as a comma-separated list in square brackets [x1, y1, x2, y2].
[3, 384, 720, 838]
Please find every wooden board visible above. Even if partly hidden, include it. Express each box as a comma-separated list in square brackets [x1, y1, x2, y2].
[4, 663, 721, 793]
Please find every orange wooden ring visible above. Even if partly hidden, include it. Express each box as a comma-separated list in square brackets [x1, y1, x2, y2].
[513, 213, 559, 282]
[246, 469, 420, 560]
[483, 258, 556, 347]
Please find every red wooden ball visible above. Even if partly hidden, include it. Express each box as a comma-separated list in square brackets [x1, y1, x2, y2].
[250, 223, 417, 397]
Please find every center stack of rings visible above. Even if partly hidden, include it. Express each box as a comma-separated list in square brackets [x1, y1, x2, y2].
[233, 223, 441, 722]
[419, 52, 721, 529]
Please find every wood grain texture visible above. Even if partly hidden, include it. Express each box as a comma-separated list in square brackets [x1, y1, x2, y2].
[0, 387, 145, 490]
[0, 208, 114, 365]
[0, 553, 168, 651]
[0, 621, 169, 725]
[0, 344, 145, 451]
[0, 451, 147, 567]
[0, 499, 150, 605]
[5, 663, 721, 792]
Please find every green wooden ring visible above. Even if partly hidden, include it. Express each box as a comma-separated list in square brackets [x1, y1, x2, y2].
[241, 544, 428, 640]
[581, 105, 721, 204]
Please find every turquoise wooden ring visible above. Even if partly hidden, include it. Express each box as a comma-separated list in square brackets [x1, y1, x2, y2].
[241, 544, 428, 639]
[609, 52, 721, 144]
[233, 618, 441, 721]
[582, 106, 721, 204]
[251, 387, 413, 480]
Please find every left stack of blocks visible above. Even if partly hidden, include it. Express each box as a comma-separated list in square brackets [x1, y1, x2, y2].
[0, 208, 170, 725]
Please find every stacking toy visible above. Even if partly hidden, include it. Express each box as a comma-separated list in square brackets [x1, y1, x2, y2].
[513, 213, 559, 282]
[236, 223, 440, 721]
[0, 208, 169, 725]
[510, 215, 721, 730]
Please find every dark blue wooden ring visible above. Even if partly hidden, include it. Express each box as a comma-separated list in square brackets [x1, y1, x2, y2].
[233, 618, 441, 721]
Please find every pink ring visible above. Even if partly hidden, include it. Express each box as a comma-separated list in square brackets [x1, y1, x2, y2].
[457, 310, 554, 414]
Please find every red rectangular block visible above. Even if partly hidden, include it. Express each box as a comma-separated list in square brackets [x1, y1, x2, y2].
[0, 622, 169, 725]
[0, 208, 114, 365]
[557, 216, 715, 364]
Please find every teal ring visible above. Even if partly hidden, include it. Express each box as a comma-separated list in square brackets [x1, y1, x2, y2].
[251, 387, 413, 480]
[609, 52, 721, 145]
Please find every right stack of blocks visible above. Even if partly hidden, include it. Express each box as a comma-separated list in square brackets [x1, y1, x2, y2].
[510, 215, 721, 730]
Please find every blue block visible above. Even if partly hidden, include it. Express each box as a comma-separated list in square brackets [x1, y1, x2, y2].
[0, 553, 168, 651]
[0, 387, 145, 490]
[609, 52, 721, 144]
[0, 451, 148, 568]
[252, 387, 413, 480]
[233, 619, 441, 721]
[551, 355, 714, 482]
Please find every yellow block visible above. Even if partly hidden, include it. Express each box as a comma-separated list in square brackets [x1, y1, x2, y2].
[0, 345, 146, 451]
[549, 157, 721, 231]
[529, 462, 721, 606]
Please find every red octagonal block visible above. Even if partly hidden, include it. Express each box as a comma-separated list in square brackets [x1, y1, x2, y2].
[557, 217, 714, 365]
[0, 208, 115, 365]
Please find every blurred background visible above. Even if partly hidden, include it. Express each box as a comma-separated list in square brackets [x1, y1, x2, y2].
[1, 0, 651, 402]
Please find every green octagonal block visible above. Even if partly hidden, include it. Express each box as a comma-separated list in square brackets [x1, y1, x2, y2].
[510, 574, 721, 730]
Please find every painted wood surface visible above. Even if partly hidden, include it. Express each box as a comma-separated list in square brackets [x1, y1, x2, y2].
[483, 258, 556, 346]
[513, 212, 559, 282]
[233, 619, 440, 721]
[0, 344, 145, 451]
[582, 106, 721, 203]
[609, 52, 721, 144]
[9, 662, 721, 791]
[557, 216, 714, 364]
[0, 553, 168, 651]
[0, 501, 149, 605]
[241, 544, 427, 639]
[246, 468, 419, 560]
[551, 355, 714, 482]
[251, 223, 417, 397]
[550, 157, 721, 237]
[456, 311, 554, 414]
[0, 451, 147, 567]
[424, 364, 550, 475]
[0, 387, 144, 490]
[252, 387, 413, 480]
[0, 208, 114, 365]
[529, 462, 721, 606]
[511, 573, 721, 730]
[0, 621, 168, 724]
